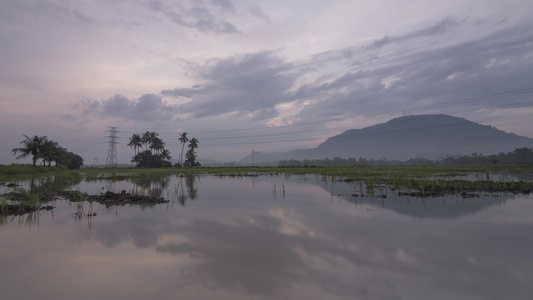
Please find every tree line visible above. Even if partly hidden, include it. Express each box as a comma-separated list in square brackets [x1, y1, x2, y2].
[279, 147, 533, 167]
[127, 131, 200, 168]
[11, 135, 84, 169]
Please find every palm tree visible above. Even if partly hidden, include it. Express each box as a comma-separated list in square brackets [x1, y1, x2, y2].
[184, 137, 200, 167]
[53, 146, 70, 167]
[150, 136, 165, 155]
[141, 131, 160, 153]
[40, 140, 60, 166]
[141, 131, 151, 151]
[188, 138, 199, 151]
[159, 149, 172, 161]
[11, 135, 48, 166]
[128, 134, 142, 155]
[178, 132, 188, 165]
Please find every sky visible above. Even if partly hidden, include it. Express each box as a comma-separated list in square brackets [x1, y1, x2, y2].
[1, 0, 533, 165]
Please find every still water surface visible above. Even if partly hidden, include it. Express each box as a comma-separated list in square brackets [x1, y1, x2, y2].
[1, 174, 532, 300]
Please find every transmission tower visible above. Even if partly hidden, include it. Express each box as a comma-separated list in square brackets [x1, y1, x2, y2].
[105, 126, 119, 167]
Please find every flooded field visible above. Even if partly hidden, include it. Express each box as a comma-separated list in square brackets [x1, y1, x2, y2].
[1, 170, 533, 300]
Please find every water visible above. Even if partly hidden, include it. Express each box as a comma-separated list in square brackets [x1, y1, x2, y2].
[1, 174, 532, 300]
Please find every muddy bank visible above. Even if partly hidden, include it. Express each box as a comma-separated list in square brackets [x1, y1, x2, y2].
[411, 180, 533, 195]
[1, 192, 57, 202]
[340, 178, 533, 197]
[92, 175, 135, 181]
[1, 204, 54, 216]
[1, 189, 169, 216]
[57, 190, 169, 208]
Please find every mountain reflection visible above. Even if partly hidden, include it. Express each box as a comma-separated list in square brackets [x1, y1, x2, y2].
[1, 175, 532, 299]
[78, 176, 532, 299]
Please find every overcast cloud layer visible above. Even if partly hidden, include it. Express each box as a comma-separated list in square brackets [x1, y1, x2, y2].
[1, 0, 532, 164]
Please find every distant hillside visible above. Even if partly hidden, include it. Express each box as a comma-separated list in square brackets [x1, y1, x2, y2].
[241, 114, 533, 163]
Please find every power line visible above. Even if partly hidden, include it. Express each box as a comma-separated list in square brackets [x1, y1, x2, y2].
[91, 85, 533, 159]
[161, 112, 533, 148]
[118, 86, 533, 139]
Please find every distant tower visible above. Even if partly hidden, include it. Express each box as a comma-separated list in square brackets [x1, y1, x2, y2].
[105, 126, 119, 167]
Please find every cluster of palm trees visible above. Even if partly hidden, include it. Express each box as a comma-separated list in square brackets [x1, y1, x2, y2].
[127, 131, 200, 168]
[11, 135, 84, 169]
[128, 131, 172, 168]
[177, 132, 200, 167]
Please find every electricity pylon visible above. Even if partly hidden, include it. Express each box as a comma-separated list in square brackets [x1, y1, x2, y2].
[105, 126, 119, 167]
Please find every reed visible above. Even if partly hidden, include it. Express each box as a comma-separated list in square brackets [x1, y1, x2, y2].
[0, 196, 8, 213]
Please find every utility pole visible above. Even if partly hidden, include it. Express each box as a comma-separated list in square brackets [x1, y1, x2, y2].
[105, 126, 119, 167]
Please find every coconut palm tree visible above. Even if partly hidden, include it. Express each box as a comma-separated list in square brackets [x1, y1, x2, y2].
[184, 137, 200, 167]
[11, 135, 48, 166]
[40, 140, 60, 166]
[159, 148, 172, 161]
[178, 132, 188, 165]
[141, 131, 152, 151]
[189, 137, 199, 150]
[52, 146, 70, 167]
[150, 136, 165, 155]
[128, 134, 142, 155]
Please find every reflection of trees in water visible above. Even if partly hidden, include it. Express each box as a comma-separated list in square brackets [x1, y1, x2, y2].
[130, 174, 171, 199]
[23, 174, 84, 195]
[0, 211, 40, 227]
[186, 176, 197, 200]
[175, 175, 198, 206]
[105, 180, 115, 193]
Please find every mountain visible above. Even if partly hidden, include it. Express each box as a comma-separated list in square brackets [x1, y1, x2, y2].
[241, 114, 533, 163]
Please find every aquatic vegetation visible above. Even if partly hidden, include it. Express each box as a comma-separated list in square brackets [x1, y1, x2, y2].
[1, 165, 531, 219]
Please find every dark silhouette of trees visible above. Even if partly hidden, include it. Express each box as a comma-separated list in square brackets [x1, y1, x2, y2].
[128, 134, 142, 155]
[40, 139, 59, 166]
[279, 147, 533, 167]
[175, 175, 197, 206]
[439, 147, 533, 165]
[66, 153, 84, 169]
[178, 132, 189, 166]
[129, 131, 172, 168]
[183, 137, 200, 167]
[11, 135, 84, 169]
[12, 135, 47, 166]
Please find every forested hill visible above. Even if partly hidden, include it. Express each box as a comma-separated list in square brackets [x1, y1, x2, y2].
[313, 114, 533, 160]
[241, 114, 533, 163]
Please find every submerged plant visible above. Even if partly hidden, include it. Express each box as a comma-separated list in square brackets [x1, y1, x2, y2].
[27, 192, 40, 209]
[0, 196, 8, 213]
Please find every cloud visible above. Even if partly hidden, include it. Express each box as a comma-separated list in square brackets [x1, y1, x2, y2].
[248, 5, 270, 24]
[60, 114, 77, 122]
[77, 93, 179, 122]
[369, 18, 458, 50]
[156, 217, 306, 297]
[84, 15, 533, 132]
[209, 0, 235, 12]
[83, 176, 529, 299]
[143, 0, 240, 34]
[0, 0, 100, 30]
[154, 16, 533, 131]
[162, 51, 298, 119]
[291, 19, 533, 122]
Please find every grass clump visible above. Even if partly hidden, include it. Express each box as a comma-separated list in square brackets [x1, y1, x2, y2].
[0, 164, 65, 178]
